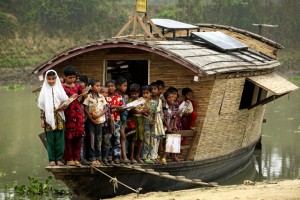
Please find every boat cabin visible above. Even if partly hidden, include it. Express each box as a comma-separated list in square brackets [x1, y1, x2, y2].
[33, 19, 298, 162]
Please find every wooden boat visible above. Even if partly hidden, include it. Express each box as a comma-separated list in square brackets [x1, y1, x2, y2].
[33, 13, 298, 199]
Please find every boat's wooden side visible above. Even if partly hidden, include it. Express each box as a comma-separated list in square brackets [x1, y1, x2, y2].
[46, 143, 255, 200]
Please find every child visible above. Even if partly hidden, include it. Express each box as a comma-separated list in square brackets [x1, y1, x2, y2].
[141, 85, 156, 164]
[124, 94, 129, 103]
[100, 86, 113, 165]
[62, 66, 85, 167]
[83, 79, 107, 167]
[181, 87, 198, 130]
[75, 79, 88, 162]
[115, 78, 130, 163]
[105, 79, 124, 164]
[38, 70, 69, 166]
[162, 91, 181, 164]
[150, 82, 165, 164]
[156, 80, 165, 104]
[128, 83, 144, 164]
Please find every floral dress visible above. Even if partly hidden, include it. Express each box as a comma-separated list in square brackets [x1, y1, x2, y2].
[63, 84, 85, 139]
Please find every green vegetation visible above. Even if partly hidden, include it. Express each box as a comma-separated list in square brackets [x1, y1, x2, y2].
[0, 0, 299, 72]
[2, 84, 25, 90]
[3, 176, 71, 198]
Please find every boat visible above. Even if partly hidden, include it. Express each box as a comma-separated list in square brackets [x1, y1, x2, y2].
[33, 4, 298, 199]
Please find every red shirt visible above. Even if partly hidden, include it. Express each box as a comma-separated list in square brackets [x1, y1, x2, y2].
[107, 92, 124, 122]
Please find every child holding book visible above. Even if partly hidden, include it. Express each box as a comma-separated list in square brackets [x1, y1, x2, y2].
[128, 83, 144, 164]
[62, 66, 85, 167]
[150, 82, 165, 164]
[83, 79, 107, 167]
[181, 87, 197, 130]
[38, 70, 69, 166]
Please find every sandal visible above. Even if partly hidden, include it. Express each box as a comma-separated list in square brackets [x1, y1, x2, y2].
[57, 161, 64, 166]
[123, 158, 130, 164]
[130, 159, 137, 164]
[91, 160, 100, 167]
[67, 160, 75, 166]
[155, 158, 162, 165]
[161, 158, 167, 165]
[74, 160, 82, 167]
[136, 158, 144, 164]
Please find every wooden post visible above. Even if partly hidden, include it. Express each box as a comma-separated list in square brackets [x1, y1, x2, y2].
[114, 1, 165, 40]
[252, 24, 279, 36]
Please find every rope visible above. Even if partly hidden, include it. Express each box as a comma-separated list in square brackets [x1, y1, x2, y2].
[91, 166, 142, 195]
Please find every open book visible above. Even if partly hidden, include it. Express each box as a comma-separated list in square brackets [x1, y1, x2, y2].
[123, 98, 145, 109]
[178, 100, 193, 116]
[56, 85, 91, 111]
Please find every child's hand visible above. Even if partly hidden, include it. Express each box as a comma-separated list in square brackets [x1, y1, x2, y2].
[91, 119, 98, 125]
[117, 106, 124, 112]
[41, 120, 45, 128]
[82, 93, 88, 99]
[70, 94, 78, 99]
[56, 104, 65, 111]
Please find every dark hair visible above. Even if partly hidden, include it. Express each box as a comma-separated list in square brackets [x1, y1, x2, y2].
[116, 77, 127, 86]
[129, 83, 141, 93]
[150, 81, 159, 89]
[142, 85, 152, 93]
[167, 87, 178, 93]
[182, 87, 193, 96]
[47, 71, 56, 77]
[163, 91, 173, 99]
[63, 66, 77, 76]
[156, 80, 165, 88]
[88, 78, 100, 87]
[79, 75, 88, 86]
[105, 79, 116, 86]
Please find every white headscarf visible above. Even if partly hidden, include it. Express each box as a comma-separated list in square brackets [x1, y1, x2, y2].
[38, 70, 69, 129]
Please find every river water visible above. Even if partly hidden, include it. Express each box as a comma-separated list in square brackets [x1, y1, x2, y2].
[0, 80, 300, 198]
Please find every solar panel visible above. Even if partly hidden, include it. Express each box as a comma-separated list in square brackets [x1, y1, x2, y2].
[192, 31, 248, 51]
[151, 19, 199, 30]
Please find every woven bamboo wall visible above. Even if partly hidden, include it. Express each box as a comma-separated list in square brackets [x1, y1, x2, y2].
[194, 77, 265, 160]
[50, 48, 265, 161]
[52, 50, 105, 81]
[51, 49, 215, 160]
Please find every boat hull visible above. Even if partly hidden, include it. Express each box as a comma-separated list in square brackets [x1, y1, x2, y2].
[46, 144, 255, 199]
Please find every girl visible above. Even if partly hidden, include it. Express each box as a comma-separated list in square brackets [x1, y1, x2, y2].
[38, 70, 69, 166]
[63, 66, 85, 167]
[181, 87, 197, 130]
[162, 91, 181, 164]
[150, 82, 165, 164]
[105, 80, 124, 164]
[83, 79, 107, 167]
[128, 83, 144, 164]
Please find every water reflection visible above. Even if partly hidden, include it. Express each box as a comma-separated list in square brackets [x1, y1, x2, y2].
[0, 89, 66, 189]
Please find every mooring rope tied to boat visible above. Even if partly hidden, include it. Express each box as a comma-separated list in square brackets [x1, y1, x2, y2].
[91, 166, 142, 195]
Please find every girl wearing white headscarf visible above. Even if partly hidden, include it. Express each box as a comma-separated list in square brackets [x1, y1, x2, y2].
[38, 70, 69, 166]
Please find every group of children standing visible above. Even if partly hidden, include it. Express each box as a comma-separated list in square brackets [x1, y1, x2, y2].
[38, 66, 197, 167]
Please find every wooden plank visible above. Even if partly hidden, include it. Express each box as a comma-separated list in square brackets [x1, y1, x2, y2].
[147, 16, 165, 39]
[116, 16, 134, 37]
[136, 15, 155, 39]
[185, 131, 198, 161]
